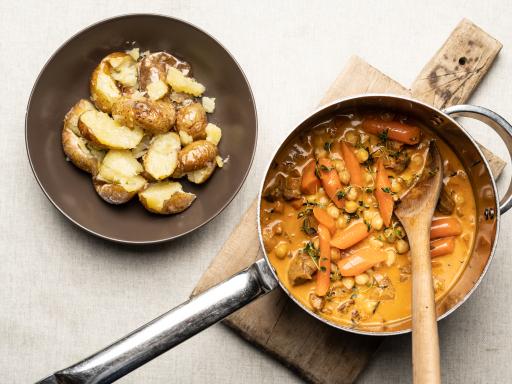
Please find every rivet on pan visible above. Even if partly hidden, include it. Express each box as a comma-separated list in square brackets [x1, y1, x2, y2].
[484, 207, 495, 220]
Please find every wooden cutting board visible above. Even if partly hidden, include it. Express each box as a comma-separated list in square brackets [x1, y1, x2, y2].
[192, 19, 505, 384]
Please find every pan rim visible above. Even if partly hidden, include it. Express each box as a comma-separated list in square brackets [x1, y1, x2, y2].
[25, 13, 258, 245]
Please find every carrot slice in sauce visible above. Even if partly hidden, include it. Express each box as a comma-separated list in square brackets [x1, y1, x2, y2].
[337, 247, 387, 276]
[301, 160, 321, 195]
[375, 157, 394, 227]
[362, 118, 421, 145]
[315, 224, 332, 296]
[340, 141, 364, 187]
[313, 207, 336, 235]
[430, 237, 455, 258]
[317, 158, 344, 209]
[430, 217, 462, 239]
[330, 221, 370, 250]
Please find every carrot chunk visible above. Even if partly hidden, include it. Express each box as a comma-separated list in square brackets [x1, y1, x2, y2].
[313, 207, 336, 235]
[430, 217, 462, 239]
[340, 141, 364, 187]
[317, 158, 344, 209]
[375, 157, 394, 227]
[337, 247, 387, 276]
[330, 221, 370, 250]
[301, 160, 321, 195]
[430, 237, 455, 258]
[362, 118, 421, 145]
[315, 224, 332, 296]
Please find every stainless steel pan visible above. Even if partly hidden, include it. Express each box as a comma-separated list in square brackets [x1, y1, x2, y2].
[37, 95, 512, 384]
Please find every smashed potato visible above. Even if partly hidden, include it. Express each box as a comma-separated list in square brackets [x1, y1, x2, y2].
[79, 110, 144, 149]
[90, 52, 138, 113]
[94, 149, 147, 204]
[176, 102, 207, 140]
[139, 181, 196, 214]
[62, 99, 105, 175]
[179, 140, 218, 172]
[166, 67, 205, 96]
[143, 132, 181, 180]
[62, 48, 225, 215]
[112, 97, 176, 134]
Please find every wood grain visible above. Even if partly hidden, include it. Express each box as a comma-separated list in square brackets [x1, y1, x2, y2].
[192, 19, 505, 384]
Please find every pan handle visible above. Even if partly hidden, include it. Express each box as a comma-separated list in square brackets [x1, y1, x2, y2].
[443, 105, 512, 214]
[36, 258, 278, 384]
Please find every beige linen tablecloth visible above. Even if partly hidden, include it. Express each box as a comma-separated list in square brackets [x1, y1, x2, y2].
[1, 0, 512, 382]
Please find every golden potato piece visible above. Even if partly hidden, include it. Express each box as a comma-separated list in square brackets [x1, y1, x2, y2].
[62, 100, 105, 175]
[166, 67, 205, 96]
[78, 110, 144, 149]
[94, 149, 147, 204]
[187, 161, 216, 184]
[179, 140, 218, 172]
[89, 52, 137, 113]
[139, 181, 196, 214]
[143, 132, 181, 180]
[111, 97, 176, 135]
[139, 51, 191, 91]
[205, 123, 222, 145]
[176, 102, 207, 140]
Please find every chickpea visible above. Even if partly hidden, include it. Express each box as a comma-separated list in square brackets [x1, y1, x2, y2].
[344, 200, 359, 213]
[345, 187, 359, 201]
[369, 237, 384, 248]
[334, 160, 345, 173]
[273, 222, 283, 235]
[355, 273, 370, 285]
[342, 277, 355, 290]
[330, 248, 341, 262]
[364, 171, 374, 185]
[327, 205, 340, 219]
[363, 209, 374, 222]
[384, 228, 396, 243]
[319, 196, 329, 206]
[394, 225, 406, 239]
[395, 239, 410, 254]
[345, 131, 359, 145]
[313, 237, 320, 250]
[355, 148, 369, 163]
[371, 214, 384, 230]
[364, 194, 376, 206]
[410, 153, 424, 171]
[336, 216, 348, 229]
[274, 242, 289, 259]
[391, 178, 403, 193]
[339, 169, 351, 185]
[385, 249, 397, 267]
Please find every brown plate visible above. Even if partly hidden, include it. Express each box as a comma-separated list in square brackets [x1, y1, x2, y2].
[25, 14, 257, 244]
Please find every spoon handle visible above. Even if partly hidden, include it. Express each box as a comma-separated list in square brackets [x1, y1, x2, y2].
[411, 229, 441, 384]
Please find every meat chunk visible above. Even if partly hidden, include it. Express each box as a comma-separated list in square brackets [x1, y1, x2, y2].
[369, 274, 396, 300]
[288, 251, 318, 285]
[283, 175, 301, 200]
[263, 172, 302, 202]
[309, 293, 325, 312]
[263, 174, 284, 202]
[437, 187, 455, 215]
[383, 149, 410, 172]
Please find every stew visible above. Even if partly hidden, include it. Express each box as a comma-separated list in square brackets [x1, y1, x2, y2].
[260, 110, 476, 331]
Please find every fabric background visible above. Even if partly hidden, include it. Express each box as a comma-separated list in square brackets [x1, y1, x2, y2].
[1, 1, 511, 382]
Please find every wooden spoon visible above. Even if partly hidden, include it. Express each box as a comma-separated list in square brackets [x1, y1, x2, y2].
[395, 141, 443, 384]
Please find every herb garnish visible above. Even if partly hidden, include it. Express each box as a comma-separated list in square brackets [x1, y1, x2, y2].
[323, 141, 333, 152]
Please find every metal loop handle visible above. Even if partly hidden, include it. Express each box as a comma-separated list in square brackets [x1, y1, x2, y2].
[443, 105, 512, 214]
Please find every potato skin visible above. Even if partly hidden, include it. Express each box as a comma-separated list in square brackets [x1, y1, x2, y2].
[179, 140, 218, 172]
[93, 178, 137, 205]
[187, 161, 216, 184]
[139, 52, 191, 91]
[176, 102, 207, 140]
[112, 97, 176, 134]
[62, 99, 103, 174]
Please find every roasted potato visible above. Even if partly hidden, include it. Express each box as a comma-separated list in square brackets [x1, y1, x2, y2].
[93, 149, 147, 204]
[166, 67, 205, 97]
[187, 161, 216, 184]
[176, 102, 207, 140]
[179, 140, 218, 172]
[78, 110, 144, 149]
[139, 181, 196, 214]
[90, 52, 138, 113]
[62, 99, 105, 174]
[143, 132, 181, 180]
[139, 51, 191, 91]
[111, 96, 176, 134]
